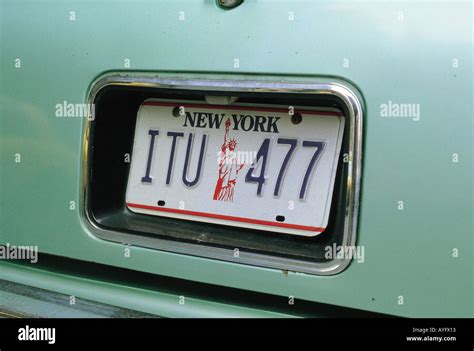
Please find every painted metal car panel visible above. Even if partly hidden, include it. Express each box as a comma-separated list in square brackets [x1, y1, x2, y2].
[0, 0, 472, 317]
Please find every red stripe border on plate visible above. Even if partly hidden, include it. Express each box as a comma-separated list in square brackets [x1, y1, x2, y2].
[142, 101, 343, 117]
[127, 202, 325, 233]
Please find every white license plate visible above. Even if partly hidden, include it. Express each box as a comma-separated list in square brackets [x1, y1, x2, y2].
[125, 99, 344, 237]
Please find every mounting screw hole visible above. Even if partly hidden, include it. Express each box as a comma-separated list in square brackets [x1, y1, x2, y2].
[172, 106, 181, 117]
[276, 215, 285, 222]
[291, 113, 302, 125]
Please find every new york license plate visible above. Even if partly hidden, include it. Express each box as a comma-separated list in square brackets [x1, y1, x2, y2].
[125, 99, 344, 237]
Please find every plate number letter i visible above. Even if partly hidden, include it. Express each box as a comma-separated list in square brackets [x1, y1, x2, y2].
[141, 129, 159, 183]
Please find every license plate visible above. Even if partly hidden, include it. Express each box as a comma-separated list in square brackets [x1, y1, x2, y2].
[125, 99, 344, 237]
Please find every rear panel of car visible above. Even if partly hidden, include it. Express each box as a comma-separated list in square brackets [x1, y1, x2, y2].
[0, 0, 472, 317]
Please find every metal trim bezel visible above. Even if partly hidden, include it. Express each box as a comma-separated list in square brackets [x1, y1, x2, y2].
[81, 72, 363, 276]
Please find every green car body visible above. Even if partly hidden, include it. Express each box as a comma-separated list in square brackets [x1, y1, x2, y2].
[0, 0, 472, 318]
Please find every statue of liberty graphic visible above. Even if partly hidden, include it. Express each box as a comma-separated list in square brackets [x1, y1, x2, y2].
[213, 118, 245, 202]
